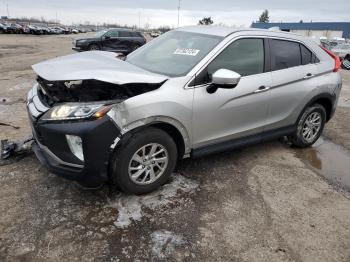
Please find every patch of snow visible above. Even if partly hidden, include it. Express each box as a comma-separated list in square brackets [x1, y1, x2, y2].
[10, 82, 33, 91]
[106, 174, 198, 228]
[150, 230, 184, 259]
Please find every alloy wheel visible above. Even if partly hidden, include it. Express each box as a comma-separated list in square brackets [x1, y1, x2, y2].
[302, 112, 322, 143]
[128, 143, 169, 185]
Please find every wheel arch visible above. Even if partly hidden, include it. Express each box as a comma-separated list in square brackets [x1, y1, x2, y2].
[112, 116, 191, 160]
[300, 93, 335, 123]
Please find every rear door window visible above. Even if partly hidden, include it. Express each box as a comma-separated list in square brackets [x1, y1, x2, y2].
[119, 31, 132, 37]
[270, 39, 301, 70]
[106, 30, 119, 37]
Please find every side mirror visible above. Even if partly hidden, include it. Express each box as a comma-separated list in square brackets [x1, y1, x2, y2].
[103, 35, 110, 40]
[207, 69, 241, 94]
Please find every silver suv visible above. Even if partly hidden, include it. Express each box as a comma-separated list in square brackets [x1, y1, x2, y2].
[27, 26, 342, 193]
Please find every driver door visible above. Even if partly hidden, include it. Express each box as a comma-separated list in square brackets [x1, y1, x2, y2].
[192, 38, 272, 149]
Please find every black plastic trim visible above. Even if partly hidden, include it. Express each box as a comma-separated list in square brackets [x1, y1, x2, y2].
[30, 115, 121, 187]
[192, 125, 295, 158]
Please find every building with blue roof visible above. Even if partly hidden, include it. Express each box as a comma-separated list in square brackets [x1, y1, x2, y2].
[251, 22, 350, 39]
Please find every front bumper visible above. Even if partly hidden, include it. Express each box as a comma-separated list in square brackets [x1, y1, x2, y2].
[72, 47, 85, 52]
[27, 85, 121, 187]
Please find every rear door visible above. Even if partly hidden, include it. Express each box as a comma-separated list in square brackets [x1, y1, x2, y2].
[102, 30, 121, 51]
[192, 38, 272, 148]
[118, 31, 134, 51]
[265, 38, 320, 131]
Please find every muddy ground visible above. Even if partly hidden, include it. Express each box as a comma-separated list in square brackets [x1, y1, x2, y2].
[1, 34, 350, 262]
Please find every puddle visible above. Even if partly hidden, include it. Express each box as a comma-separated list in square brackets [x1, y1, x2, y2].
[295, 137, 350, 190]
[105, 174, 198, 228]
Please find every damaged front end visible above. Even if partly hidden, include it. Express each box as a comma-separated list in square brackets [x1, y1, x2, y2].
[24, 76, 165, 187]
[36, 76, 163, 105]
[21, 51, 168, 187]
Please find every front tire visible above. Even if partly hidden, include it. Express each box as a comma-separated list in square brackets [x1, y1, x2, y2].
[88, 44, 100, 51]
[110, 128, 178, 194]
[289, 103, 326, 148]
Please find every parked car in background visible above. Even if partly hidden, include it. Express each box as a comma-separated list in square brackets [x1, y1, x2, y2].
[9, 23, 24, 34]
[150, 31, 161, 37]
[0, 22, 10, 33]
[330, 43, 350, 60]
[42, 26, 52, 35]
[29, 27, 341, 193]
[72, 28, 146, 54]
[320, 40, 331, 50]
[27, 25, 42, 35]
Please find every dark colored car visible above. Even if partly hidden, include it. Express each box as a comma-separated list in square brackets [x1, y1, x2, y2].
[8, 23, 24, 34]
[0, 22, 10, 33]
[27, 25, 43, 35]
[72, 28, 146, 54]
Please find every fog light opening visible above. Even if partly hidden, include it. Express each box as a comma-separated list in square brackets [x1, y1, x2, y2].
[66, 135, 84, 161]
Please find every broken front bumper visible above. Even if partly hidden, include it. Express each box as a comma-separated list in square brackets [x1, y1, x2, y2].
[27, 84, 121, 187]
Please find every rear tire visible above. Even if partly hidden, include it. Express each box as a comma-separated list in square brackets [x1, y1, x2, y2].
[129, 44, 139, 53]
[110, 128, 178, 194]
[289, 103, 326, 148]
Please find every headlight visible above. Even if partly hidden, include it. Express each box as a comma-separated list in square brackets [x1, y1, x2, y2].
[77, 39, 87, 44]
[41, 103, 113, 121]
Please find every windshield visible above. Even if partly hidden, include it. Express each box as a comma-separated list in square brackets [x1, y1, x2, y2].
[126, 30, 223, 77]
[95, 30, 108, 38]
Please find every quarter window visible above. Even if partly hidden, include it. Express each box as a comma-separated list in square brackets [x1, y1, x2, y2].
[300, 44, 313, 65]
[207, 38, 265, 78]
[270, 39, 301, 70]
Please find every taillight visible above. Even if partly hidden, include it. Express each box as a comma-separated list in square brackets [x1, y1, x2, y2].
[320, 46, 341, 72]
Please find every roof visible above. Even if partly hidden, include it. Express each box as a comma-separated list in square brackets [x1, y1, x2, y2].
[176, 26, 310, 41]
[251, 22, 350, 38]
[176, 26, 248, 37]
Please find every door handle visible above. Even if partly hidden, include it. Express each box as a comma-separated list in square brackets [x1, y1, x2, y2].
[254, 86, 270, 93]
[303, 73, 314, 79]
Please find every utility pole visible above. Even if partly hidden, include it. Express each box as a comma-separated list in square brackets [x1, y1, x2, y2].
[6, 3, 10, 18]
[177, 0, 181, 28]
[138, 11, 141, 29]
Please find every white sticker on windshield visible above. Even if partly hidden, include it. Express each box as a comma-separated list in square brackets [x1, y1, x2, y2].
[173, 48, 200, 56]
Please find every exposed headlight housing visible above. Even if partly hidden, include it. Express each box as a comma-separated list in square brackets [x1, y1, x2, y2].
[41, 103, 113, 121]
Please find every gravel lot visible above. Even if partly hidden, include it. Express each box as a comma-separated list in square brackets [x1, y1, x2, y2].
[1, 34, 350, 262]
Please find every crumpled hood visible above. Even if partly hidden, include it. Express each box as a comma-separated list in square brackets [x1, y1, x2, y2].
[32, 51, 168, 84]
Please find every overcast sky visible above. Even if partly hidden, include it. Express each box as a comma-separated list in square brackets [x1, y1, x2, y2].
[1, 0, 350, 28]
